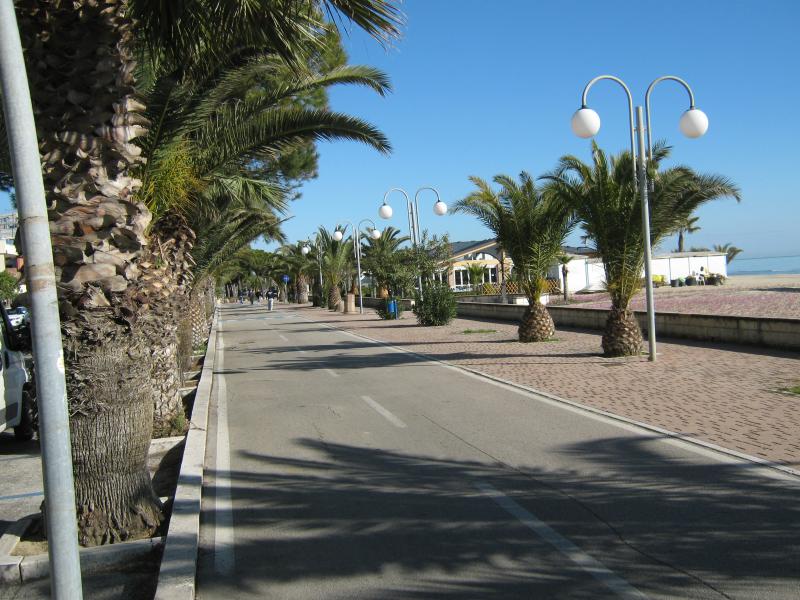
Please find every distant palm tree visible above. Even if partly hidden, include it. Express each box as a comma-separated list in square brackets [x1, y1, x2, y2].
[544, 142, 740, 356]
[714, 243, 744, 264]
[317, 227, 352, 310]
[360, 226, 409, 297]
[454, 172, 576, 342]
[675, 215, 701, 252]
[557, 254, 573, 302]
[466, 263, 488, 292]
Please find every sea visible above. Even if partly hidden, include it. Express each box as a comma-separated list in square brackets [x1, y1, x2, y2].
[727, 255, 800, 276]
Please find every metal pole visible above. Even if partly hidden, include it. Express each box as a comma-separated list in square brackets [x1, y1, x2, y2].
[0, 3, 83, 598]
[352, 227, 363, 314]
[636, 106, 657, 361]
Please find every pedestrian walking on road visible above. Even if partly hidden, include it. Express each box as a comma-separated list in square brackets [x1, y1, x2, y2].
[267, 286, 278, 311]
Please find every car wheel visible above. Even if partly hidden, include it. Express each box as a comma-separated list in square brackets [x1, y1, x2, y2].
[14, 388, 35, 442]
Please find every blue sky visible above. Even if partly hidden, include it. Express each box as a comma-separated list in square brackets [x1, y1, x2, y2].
[3, 1, 797, 260]
[265, 0, 800, 259]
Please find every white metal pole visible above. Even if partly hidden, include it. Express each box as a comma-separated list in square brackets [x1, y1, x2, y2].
[0, 2, 83, 597]
[636, 106, 657, 361]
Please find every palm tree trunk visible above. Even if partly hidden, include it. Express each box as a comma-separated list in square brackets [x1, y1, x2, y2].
[328, 284, 342, 311]
[518, 300, 555, 342]
[295, 274, 309, 304]
[17, 1, 164, 544]
[602, 307, 643, 357]
[677, 230, 685, 252]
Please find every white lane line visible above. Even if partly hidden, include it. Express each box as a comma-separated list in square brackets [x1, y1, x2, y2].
[279, 334, 288, 341]
[324, 368, 339, 378]
[361, 395, 407, 429]
[476, 483, 647, 599]
[214, 321, 235, 575]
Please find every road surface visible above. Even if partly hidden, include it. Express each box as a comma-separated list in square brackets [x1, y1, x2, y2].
[196, 304, 800, 599]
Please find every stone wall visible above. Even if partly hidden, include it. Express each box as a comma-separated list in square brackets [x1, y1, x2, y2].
[455, 301, 800, 352]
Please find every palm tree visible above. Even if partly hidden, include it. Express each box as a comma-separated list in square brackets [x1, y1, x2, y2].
[544, 142, 740, 357]
[360, 226, 409, 297]
[280, 243, 318, 303]
[12, 0, 402, 545]
[453, 173, 576, 342]
[317, 227, 352, 310]
[557, 254, 572, 302]
[674, 215, 701, 252]
[465, 262, 487, 293]
[713, 243, 743, 264]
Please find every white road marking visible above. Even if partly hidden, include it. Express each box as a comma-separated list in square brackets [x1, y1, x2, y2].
[476, 483, 647, 599]
[214, 321, 235, 575]
[279, 334, 288, 341]
[361, 395, 407, 428]
[324, 368, 339, 378]
[295, 347, 306, 353]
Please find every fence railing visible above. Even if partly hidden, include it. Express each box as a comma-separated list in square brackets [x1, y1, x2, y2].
[454, 279, 561, 296]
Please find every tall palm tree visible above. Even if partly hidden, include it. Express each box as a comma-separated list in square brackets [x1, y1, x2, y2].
[453, 173, 576, 342]
[12, 0, 401, 545]
[675, 215, 701, 252]
[544, 142, 740, 357]
[360, 226, 409, 297]
[713, 243, 743, 264]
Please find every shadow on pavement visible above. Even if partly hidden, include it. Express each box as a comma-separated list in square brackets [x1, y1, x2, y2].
[198, 436, 800, 599]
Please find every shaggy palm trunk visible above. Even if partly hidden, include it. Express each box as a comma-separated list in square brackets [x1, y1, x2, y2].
[602, 307, 643, 357]
[18, 1, 165, 544]
[518, 300, 555, 342]
[329, 285, 342, 311]
[189, 283, 212, 349]
[295, 274, 309, 304]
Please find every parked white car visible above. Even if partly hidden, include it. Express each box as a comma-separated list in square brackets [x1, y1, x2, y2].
[0, 305, 33, 440]
[7, 306, 29, 329]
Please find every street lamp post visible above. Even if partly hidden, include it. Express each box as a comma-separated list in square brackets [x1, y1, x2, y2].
[301, 235, 325, 303]
[571, 75, 708, 362]
[378, 187, 447, 300]
[333, 220, 381, 314]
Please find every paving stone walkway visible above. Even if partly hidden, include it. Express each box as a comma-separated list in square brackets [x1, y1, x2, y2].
[292, 305, 800, 466]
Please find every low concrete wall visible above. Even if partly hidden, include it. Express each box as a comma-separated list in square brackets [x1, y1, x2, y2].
[456, 301, 800, 351]
[359, 296, 414, 310]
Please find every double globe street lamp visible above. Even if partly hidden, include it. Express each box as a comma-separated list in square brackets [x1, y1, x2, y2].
[332, 219, 381, 314]
[571, 75, 708, 362]
[378, 187, 447, 299]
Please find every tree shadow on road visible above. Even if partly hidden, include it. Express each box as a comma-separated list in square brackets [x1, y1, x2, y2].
[197, 435, 800, 599]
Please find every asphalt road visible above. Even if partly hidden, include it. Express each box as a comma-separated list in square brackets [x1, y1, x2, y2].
[0, 431, 42, 537]
[196, 304, 800, 599]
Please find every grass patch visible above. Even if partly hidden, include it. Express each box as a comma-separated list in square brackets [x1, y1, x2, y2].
[462, 329, 497, 334]
[784, 385, 800, 395]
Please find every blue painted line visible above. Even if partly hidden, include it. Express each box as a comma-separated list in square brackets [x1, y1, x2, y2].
[0, 491, 43, 501]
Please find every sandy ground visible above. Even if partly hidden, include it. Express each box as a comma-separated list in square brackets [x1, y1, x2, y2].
[562, 274, 800, 318]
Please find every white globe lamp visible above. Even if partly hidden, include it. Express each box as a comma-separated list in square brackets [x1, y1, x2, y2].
[301, 245, 310, 255]
[332, 230, 343, 242]
[433, 201, 448, 216]
[370, 228, 382, 240]
[679, 108, 708, 138]
[571, 107, 601, 138]
[378, 203, 393, 220]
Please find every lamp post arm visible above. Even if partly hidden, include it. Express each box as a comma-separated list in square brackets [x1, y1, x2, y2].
[580, 75, 637, 181]
[644, 75, 696, 162]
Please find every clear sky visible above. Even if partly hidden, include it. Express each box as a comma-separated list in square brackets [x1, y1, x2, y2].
[3, 1, 798, 261]
[265, 0, 800, 259]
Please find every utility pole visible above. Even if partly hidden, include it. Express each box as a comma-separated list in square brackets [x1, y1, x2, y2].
[0, 2, 83, 597]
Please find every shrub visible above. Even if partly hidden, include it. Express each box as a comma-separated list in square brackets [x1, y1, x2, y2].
[413, 283, 457, 326]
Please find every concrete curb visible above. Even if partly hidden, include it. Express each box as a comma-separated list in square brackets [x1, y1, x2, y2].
[154, 311, 219, 600]
[307, 311, 800, 481]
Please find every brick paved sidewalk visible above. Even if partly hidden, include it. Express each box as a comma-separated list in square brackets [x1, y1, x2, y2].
[289, 305, 800, 466]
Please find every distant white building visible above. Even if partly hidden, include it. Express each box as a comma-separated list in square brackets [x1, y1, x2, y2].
[447, 239, 728, 295]
[0, 212, 20, 273]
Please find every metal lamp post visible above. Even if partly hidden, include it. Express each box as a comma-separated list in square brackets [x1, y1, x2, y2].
[571, 75, 708, 362]
[333, 220, 381, 314]
[378, 187, 447, 300]
[301, 236, 324, 302]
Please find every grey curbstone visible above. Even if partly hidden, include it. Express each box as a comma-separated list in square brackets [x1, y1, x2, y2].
[154, 311, 219, 599]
